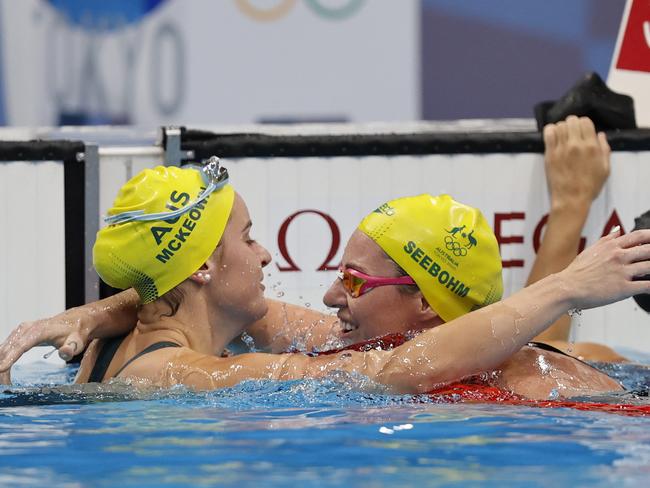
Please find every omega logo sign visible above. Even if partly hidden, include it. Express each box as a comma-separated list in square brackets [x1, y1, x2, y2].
[276, 209, 341, 272]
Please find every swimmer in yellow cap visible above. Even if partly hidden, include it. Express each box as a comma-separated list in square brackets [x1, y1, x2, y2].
[3, 161, 650, 397]
[94, 159, 238, 305]
[315, 194, 621, 398]
[319, 194, 503, 344]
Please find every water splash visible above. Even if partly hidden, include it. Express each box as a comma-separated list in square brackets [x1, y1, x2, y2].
[568, 308, 582, 318]
[240, 331, 258, 352]
[568, 308, 582, 351]
[536, 354, 552, 375]
[4, 360, 650, 412]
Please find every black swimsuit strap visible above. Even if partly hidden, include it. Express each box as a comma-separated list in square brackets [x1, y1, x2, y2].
[527, 341, 597, 369]
[88, 334, 128, 383]
[527, 341, 568, 355]
[113, 341, 181, 378]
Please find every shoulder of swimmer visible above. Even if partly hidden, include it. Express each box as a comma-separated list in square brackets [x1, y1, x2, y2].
[494, 346, 623, 398]
[81, 330, 189, 384]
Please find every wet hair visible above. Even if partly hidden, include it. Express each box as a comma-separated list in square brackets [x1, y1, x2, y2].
[374, 244, 421, 296]
[161, 287, 185, 317]
[390, 258, 421, 296]
[633, 210, 650, 313]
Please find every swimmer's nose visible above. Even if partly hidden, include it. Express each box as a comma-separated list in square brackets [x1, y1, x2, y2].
[323, 275, 346, 308]
[257, 242, 272, 268]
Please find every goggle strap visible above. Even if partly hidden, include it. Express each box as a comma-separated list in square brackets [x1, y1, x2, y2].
[104, 159, 228, 225]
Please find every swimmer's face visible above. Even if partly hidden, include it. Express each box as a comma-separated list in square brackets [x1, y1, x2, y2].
[323, 230, 435, 343]
[207, 193, 271, 326]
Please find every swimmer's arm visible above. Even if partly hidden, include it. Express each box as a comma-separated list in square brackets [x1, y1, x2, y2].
[243, 299, 339, 353]
[74, 339, 103, 383]
[164, 231, 650, 393]
[527, 203, 590, 340]
[71, 289, 140, 346]
[0, 289, 139, 373]
[160, 276, 573, 393]
[530, 117, 610, 342]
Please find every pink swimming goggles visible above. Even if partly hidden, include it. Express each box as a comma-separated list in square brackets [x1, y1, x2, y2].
[337, 268, 416, 298]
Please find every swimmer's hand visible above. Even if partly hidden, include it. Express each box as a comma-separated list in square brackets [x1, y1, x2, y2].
[543, 115, 610, 210]
[558, 228, 650, 310]
[0, 289, 140, 376]
[0, 310, 90, 377]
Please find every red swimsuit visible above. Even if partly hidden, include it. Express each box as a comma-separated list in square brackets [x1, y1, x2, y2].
[319, 333, 650, 417]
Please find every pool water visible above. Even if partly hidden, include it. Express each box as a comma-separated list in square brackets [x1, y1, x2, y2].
[1, 360, 650, 487]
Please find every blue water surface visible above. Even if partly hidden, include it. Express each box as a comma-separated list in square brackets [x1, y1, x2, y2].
[1, 361, 650, 487]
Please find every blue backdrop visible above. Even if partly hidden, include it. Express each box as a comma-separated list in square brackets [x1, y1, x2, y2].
[421, 0, 627, 119]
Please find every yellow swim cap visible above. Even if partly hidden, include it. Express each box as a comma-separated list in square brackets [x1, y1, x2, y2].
[358, 194, 503, 322]
[93, 162, 234, 303]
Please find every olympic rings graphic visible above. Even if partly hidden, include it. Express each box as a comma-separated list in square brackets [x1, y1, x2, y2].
[304, 0, 365, 20]
[235, 0, 297, 22]
[235, 0, 365, 22]
[444, 236, 467, 257]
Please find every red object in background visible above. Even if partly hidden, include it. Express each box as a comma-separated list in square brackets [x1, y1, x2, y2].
[276, 209, 341, 272]
[615, 0, 650, 73]
[493, 212, 525, 268]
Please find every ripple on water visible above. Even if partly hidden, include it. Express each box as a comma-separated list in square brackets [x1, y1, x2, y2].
[2, 361, 650, 487]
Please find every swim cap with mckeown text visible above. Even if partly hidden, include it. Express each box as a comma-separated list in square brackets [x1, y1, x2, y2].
[358, 194, 503, 322]
[93, 164, 234, 303]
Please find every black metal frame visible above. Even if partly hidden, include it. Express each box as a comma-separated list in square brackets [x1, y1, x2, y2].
[172, 127, 650, 163]
[0, 140, 88, 309]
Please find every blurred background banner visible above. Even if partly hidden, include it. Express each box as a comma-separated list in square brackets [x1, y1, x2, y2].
[0, 0, 635, 127]
[0, 0, 419, 126]
[420, 0, 627, 120]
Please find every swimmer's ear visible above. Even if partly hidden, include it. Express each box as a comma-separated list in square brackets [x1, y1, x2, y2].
[418, 296, 444, 326]
[189, 263, 212, 285]
[419, 296, 435, 315]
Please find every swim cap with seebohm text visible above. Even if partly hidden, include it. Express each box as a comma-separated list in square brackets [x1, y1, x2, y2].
[358, 194, 503, 322]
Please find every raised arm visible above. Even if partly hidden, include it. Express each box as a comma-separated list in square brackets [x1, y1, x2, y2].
[151, 230, 650, 393]
[529, 116, 610, 342]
